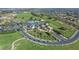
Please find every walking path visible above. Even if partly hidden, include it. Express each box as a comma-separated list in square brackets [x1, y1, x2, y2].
[11, 37, 25, 50]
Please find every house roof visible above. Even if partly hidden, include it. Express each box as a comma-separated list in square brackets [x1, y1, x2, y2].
[27, 21, 39, 27]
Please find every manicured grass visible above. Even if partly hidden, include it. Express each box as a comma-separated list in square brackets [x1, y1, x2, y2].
[15, 12, 42, 23]
[42, 15, 48, 19]
[48, 20, 63, 29]
[15, 12, 33, 22]
[61, 27, 76, 38]
[0, 31, 16, 34]
[15, 39, 79, 50]
[0, 32, 22, 50]
[48, 20, 76, 38]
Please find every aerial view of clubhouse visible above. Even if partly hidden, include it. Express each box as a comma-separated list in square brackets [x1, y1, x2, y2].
[0, 8, 79, 50]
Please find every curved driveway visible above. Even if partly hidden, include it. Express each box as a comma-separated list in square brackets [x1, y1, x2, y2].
[21, 26, 79, 46]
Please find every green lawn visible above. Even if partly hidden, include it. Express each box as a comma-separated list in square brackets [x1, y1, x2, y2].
[15, 12, 43, 23]
[15, 12, 33, 22]
[48, 20, 76, 38]
[15, 38, 79, 50]
[0, 32, 22, 50]
[61, 27, 76, 38]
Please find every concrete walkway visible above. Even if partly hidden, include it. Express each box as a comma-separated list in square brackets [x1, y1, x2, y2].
[11, 37, 25, 50]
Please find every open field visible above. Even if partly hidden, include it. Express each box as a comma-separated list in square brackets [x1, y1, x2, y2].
[0, 32, 22, 49]
[15, 12, 33, 22]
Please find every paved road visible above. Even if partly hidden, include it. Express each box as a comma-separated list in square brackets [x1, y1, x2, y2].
[20, 26, 79, 46]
